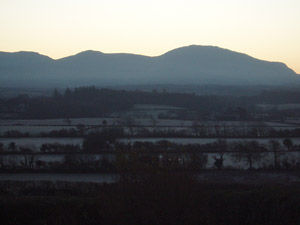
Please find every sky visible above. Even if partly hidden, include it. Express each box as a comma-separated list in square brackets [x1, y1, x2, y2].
[1, 0, 300, 73]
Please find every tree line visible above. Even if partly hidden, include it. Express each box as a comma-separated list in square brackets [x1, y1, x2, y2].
[1, 133, 299, 171]
[3, 125, 300, 138]
[2, 86, 300, 119]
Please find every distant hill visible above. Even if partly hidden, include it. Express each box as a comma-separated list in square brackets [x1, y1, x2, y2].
[0, 45, 299, 87]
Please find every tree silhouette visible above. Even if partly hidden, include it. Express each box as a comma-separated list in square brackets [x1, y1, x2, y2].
[283, 138, 293, 151]
[231, 141, 265, 170]
[8, 142, 17, 152]
[269, 140, 282, 169]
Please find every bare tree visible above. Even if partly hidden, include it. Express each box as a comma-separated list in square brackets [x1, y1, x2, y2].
[150, 116, 157, 127]
[102, 120, 108, 127]
[231, 141, 265, 170]
[8, 142, 17, 152]
[76, 124, 86, 136]
[123, 115, 136, 136]
[283, 138, 293, 151]
[192, 120, 200, 136]
[213, 139, 228, 169]
[19, 147, 36, 169]
[269, 140, 282, 169]
[213, 153, 224, 170]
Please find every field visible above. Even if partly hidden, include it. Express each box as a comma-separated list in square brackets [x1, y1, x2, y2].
[1, 170, 300, 184]
[0, 117, 300, 171]
[0, 137, 83, 149]
[1, 118, 299, 136]
[2, 136, 300, 149]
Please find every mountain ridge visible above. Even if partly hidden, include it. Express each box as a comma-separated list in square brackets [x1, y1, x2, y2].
[0, 45, 299, 87]
[1, 45, 294, 66]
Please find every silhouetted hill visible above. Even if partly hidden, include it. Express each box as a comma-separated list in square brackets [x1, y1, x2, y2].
[0, 45, 299, 87]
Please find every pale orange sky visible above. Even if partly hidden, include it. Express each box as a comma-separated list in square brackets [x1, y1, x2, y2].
[1, 0, 300, 73]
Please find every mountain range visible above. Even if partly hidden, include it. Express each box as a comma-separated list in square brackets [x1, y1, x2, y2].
[0, 45, 299, 88]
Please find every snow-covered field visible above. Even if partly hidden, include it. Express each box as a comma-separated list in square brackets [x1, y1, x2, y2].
[0, 125, 78, 135]
[2, 118, 298, 127]
[0, 137, 83, 150]
[0, 118, 115, 126]
[119, 137, 300, 145]
[1, 118, 299, 135]
[0, 173, 118, 183]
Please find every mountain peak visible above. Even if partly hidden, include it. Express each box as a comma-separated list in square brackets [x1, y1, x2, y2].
[161, 45, 242, 58]
[58, 50, 104, 62]
[75, 50, 104, 56]
[0, 51, 52, 59]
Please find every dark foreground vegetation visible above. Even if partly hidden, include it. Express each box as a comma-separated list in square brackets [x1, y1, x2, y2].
[0, 173, 299, 225]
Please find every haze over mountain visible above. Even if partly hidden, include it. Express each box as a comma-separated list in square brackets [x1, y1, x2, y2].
[0, 45, 299, 88]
